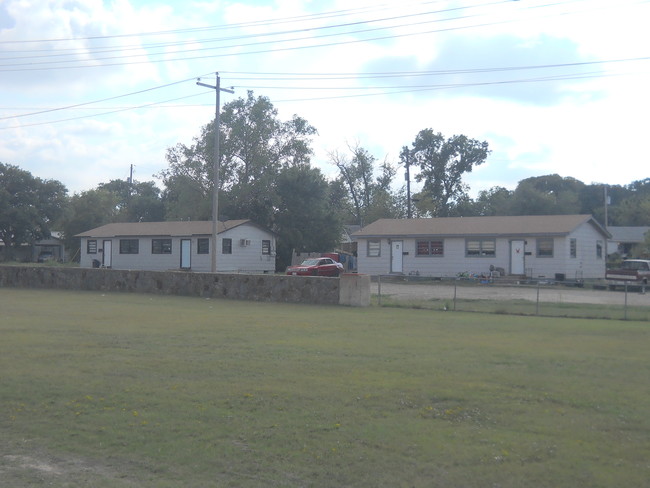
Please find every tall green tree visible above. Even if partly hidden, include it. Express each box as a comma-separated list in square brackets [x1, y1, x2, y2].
[274, 166, 343, 269]
[0, 163, 67, 260]
[401, 130, 490, 217]
[509, 174, 584, 216]
[160, 91, 317, 226]
[330, 144, 401, 226]
[160, 91, 349, 268]
[472, 186, 514, 216]
[97, 179, 165, 222]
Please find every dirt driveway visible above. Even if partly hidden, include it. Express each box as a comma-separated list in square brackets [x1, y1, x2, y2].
[373, 281, 650, 307]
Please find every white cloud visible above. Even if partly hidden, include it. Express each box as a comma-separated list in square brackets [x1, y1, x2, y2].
[0, 0, 648, 198]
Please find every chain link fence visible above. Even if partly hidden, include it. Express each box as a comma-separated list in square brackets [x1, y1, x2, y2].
[373, 275, 650, 321]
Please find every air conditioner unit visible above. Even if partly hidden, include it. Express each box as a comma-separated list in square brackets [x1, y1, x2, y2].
[239, 239, 251, 246]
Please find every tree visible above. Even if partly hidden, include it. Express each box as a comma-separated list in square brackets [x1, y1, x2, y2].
[97, 179, 165, 222]
[160, 91, 317, 227]
[472, 186, 514, 216]
[0, 163, 67, 260]
[159, 92, 352, 267]
[509, 174, 584, 216]
[330, 144, 401, 226]
[401, 130, 490, 217]
[273, 166, 343, 269]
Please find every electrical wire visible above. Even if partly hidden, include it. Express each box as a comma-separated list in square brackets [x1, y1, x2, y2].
[0, 0, 643, 72]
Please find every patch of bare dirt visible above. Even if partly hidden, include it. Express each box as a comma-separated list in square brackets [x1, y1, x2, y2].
[0, 441, 141, 488]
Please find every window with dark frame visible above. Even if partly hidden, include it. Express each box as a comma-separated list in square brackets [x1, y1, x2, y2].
[537, 238, 554, 257]
[367, 240, 380, 257]
[197, 238, 209, 254]
[416, 240, 444, 256]
[465, 239, 496, 257]
[87, 239, 97, 254]
[262, 239, 271, 255]
[596, 240, 603, 259]
[151, 238, 172, 254]
[570, 238, 577, 258]
[119, 239, 139, 254]
[222, 238, 232, 254]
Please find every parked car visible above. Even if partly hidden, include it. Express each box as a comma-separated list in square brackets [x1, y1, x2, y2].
[286, 257, 344, 277]
[37, 251, 55, 263]
[606, 259, 650, 290]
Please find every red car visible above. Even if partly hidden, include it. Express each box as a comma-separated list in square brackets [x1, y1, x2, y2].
[286, 257, 344, 277]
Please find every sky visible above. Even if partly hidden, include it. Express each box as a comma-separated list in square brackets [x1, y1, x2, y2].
[1, 0, 649, 199]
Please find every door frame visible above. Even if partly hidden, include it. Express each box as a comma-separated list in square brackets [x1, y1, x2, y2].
[102, 240, 112, 268]
[510, 239, 525, 275]
[180, 239, 191, 269]
[391, 240, 403, 273]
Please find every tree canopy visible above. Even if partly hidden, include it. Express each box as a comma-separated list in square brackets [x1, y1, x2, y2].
[330, 143, 402, 226]
[159, 91, 338, 269]
[401, 130, 490, 217]
[3, 102, 650, 267]
[0, 162, 67, 259]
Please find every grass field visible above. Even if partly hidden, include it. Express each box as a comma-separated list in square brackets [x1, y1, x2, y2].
[1, 288, 649, 487]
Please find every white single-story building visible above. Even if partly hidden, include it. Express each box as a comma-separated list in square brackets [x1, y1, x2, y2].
[353, 214, 610, 280]
[607, 226, 650, 257]
[76, 220, 276, 273]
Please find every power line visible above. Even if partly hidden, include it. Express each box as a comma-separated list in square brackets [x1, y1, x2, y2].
[2, 55, 647, 120]
[0, 92, 212, 130]
[0, 75, 209, 121]
[0, 1, 505, 70]
[0, 0, 640, 72]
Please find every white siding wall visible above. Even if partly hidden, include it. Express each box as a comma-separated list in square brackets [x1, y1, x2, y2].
[218, 226, 276, 273]
[79, 224, 276, 273]
[356, 222, 606, 279]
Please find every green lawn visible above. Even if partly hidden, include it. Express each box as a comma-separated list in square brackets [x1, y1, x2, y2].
[1, 288, 649, 487]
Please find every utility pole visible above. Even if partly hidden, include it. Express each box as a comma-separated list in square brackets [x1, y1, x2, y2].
[405, 154, 412, 218]
[603, 185, 609, 229]
[197, 73, 234, 273]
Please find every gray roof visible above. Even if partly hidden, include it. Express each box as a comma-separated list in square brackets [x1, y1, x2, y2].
[353, 215, 609, 238]
[608, 226, 650, 243]
[75, 220, 259, 238]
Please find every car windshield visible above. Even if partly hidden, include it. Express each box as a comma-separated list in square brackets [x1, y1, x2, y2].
[622, 260, 648, 270]
[301, 259, 321, 266]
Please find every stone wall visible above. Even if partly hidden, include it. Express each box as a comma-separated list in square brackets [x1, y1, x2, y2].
[0, 266, 370, 306]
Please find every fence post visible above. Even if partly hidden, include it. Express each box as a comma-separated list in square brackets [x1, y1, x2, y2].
[377, 274, 382, 306]
[623, 281, 628, 320]
[453, 282, 457, 311]
[536, 281, 540, 316]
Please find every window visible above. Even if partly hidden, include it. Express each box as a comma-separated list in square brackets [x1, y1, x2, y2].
[197, 238, 209, 254]
[262, 239, 271, 255]
[416, 240, 444, 256]
[367, 240, 380, 257]
[596, 240, 603, 259]
[465, 239, 495, 257]
[537, 238, 554, 257]
[119, 239, 139, 254]
[222, 238, 232, 254]
[87, 240, 97, 254]
[152, 239, 172, 254]
[570, 238, 577, 258]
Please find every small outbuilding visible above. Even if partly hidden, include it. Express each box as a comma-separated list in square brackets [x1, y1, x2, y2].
[353, 214, 610, 280]
[76, 220, 276, 273]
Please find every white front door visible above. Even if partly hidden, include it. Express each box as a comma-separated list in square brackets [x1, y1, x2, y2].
[510, 240, 525, 275]
[391, 240, 403, 273]
[102, 240, 112, 268]
[180, 239, 191, 269]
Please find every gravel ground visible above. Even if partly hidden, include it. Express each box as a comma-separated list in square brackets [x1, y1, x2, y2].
[373, 281, 650, 307]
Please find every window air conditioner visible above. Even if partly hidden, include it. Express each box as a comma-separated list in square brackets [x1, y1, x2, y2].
[239, 239, 251, 246]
